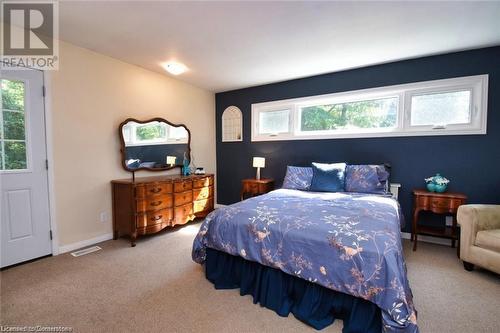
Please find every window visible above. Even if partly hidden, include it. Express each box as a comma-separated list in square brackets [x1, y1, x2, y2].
[1, 79, 28, 170]
[251, 75, 488, 141]
[123, 121, 188, 146]
[299, 96, 398, 133]
[259, 109, 290, 135]
[410, 90, 471, 127]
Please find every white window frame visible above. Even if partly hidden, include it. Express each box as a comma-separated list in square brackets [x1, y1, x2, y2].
[251, 74, 488, 142]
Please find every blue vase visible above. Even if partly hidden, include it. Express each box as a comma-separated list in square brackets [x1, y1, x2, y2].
[182, 152, 190, 176]
[434, 184, 448, 193]
[426, 183, 436, 192]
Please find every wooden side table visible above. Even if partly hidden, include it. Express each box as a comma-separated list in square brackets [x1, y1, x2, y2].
[412, 189, 467, 252]
[240, 179, 274, 200]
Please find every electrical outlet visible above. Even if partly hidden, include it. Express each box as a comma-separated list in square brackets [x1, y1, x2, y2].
[445, 216, 453, 227]
[99, 211, 109, 223]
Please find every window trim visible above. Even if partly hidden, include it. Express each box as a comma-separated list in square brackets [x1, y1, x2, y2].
[251, 74, 488, 142]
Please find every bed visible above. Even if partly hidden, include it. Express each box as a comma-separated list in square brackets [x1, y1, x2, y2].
[192, 188, 418, 332]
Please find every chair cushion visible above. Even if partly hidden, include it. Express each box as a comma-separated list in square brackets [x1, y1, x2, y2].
[475, 229, 500, 252]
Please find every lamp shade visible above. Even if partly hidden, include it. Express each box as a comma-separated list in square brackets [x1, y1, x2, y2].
[166, 156, 177, 165]
[253, 157, 265, 168]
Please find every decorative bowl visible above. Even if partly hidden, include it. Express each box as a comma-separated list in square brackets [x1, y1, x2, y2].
[425, 173, 450, 193]
[434, 184, 448, 193]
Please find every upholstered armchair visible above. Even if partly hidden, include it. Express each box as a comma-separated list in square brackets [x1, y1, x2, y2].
[457, 205, 500, 274]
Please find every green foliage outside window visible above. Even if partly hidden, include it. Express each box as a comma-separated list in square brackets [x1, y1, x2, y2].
[2, 79, 24, 111]
[300, 98, 398, 132]
[1, 79, 27, 170]
[135, 123, 166, 141]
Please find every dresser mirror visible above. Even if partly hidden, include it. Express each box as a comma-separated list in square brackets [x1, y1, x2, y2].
[119, 118, 190, 172]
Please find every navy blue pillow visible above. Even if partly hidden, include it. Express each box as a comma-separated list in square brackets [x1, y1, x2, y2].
[310, 162, 347, 192]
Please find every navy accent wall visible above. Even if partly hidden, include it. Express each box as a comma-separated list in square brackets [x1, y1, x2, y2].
[215, 47, 500, 232]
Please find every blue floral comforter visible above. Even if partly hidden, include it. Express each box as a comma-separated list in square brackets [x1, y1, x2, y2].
[192, 189, 418, 332]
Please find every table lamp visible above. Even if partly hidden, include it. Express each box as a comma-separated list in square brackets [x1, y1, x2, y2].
[166, 156, 177, 167]
[253, 157, 265, 180]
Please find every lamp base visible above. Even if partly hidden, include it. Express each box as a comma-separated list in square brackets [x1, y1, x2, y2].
[256, 167, 261, 180]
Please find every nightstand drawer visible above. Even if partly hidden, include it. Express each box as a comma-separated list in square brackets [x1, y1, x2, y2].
[240, 179, 275, 201]
[243, 182, 260, 193]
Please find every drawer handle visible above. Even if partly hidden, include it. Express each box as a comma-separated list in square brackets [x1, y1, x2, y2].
[150, 188, 162, 193]
[151, 215, 162, 221]
[150, 201, 162, 206]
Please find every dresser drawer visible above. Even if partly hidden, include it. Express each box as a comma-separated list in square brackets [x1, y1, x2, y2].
[136, 208, 173, 228]
[136, 195, 173, 213]
[193, 186, 213, 201]
[193, 176, 213, 188]
[136, 182, 173, 198]
[173, 203, 194, 226]
[174, 190, 193, 207]
[193, 197, 214, 214]
[174, 180, 192, 192]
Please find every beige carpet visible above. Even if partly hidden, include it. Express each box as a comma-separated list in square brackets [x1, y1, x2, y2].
[1, 221, 499, 332]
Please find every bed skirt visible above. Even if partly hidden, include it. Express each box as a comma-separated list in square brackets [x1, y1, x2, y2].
[205, 248, 381, 332]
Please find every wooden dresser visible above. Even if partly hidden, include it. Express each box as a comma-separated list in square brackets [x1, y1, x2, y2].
[111, 174, 214, 246]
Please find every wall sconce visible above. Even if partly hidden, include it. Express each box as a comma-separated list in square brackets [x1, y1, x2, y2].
[166, 156, 177, 167]
[253, 157, 265, 180]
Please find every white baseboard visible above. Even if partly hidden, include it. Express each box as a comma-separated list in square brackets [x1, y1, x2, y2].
[401, 232, 453, 247]
[58, 233, 113, 254]
[215, 203, 227, 208]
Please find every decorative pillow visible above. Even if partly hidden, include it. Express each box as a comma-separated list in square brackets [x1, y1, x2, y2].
[309, 162, 347, 192]
[282, 166, 313, 190]
[345, 164, 390, 194]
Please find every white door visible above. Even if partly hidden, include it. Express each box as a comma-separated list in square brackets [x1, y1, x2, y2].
[1, 68, 52, 268]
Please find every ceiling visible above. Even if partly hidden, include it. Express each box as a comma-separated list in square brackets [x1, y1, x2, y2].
[59, 1, 500, 92]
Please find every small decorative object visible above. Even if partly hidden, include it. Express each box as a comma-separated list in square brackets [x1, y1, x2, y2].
[182, 152, 190, 176]
[425, 173, 450, 193]
[222, 106, 243, 142]
[166, 155, 176, 167]
[194, 167, 206, 175]
[253, 157, 265, 180]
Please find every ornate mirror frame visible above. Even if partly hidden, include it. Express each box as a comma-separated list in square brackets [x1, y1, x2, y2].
[118, 117, 191, 173]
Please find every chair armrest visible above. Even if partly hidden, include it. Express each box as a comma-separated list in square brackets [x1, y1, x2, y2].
[458, 205, 500, 231]
[457, 205, 500, 261]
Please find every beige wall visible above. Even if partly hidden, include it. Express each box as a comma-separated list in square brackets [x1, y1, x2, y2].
[49, 41, 215, 247]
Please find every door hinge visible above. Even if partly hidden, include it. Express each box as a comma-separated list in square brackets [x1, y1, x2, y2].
[42, 85, 46, 97]
[45, 159, 49, 170]
[49, 230, 53, 240]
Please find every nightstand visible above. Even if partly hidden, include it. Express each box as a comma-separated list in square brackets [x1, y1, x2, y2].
[240, 179, 274, 200]
[412, 189, 467, 252]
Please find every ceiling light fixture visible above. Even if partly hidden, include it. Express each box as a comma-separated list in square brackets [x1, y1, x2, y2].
[161, 61, 188, 75]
